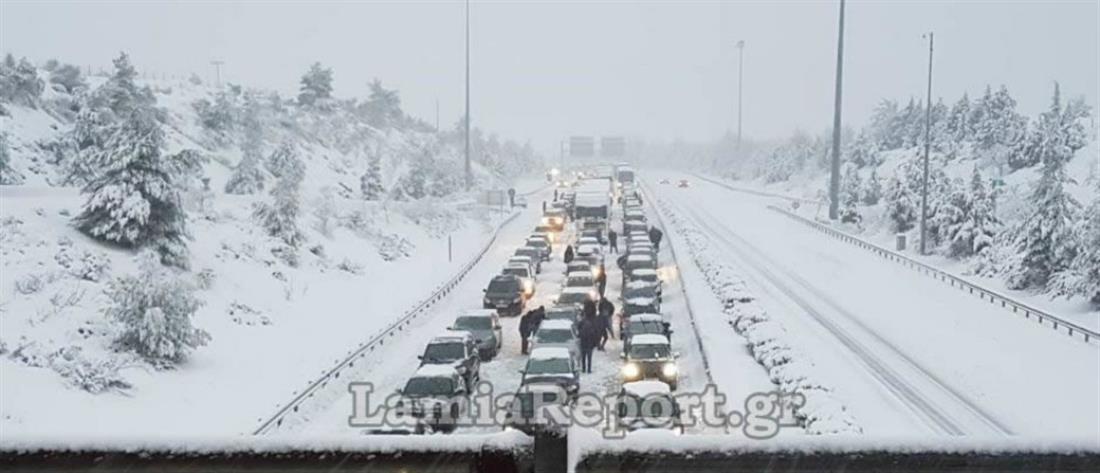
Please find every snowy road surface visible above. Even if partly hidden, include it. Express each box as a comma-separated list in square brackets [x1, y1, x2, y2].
[648, 171, 1100, 439]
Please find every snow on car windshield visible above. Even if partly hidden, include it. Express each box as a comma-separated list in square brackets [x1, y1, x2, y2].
[403, 376, 454, 396]
[526, 357, 571, 375]
[423, 342, 465, 361]
[629, 343, 670, 359]
[536, 328, 573, 344]
[454, 316, 492, 330]
[487, 278, 519, 293]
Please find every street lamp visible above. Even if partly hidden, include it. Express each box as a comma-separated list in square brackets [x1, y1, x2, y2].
[918, 32, 934, 254]
[828, 0, 846, 220]
[735, 40, 745, 158]
[464, 0, 472, 191]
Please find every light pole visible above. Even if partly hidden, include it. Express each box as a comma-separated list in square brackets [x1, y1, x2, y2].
[918, 32, 934, 254]
[828, 0, 846, 220]
[735, 40, 745, 158]
[210, 60, 224, 87]
[463, 0, 472, 190]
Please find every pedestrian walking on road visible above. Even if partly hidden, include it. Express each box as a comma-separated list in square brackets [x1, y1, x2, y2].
[519, 310, 534, 355]
[564, 245, 575, 264]
[648, 226, 663, 251]
[578, 317, 600, 373]
[596, 264, 607, 297]
[608, 229, 618, 254]
[598, 299, 616, 349]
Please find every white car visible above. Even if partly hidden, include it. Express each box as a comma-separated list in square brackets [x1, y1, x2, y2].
[502, 263, 536, 298]
[508, 255, 537, 277]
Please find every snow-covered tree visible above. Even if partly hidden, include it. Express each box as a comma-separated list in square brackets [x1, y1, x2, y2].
[105, 253, 209, 364]
[265, 142, 299, 179]
[254, 146, 305, 248]
[1006, 84, 1084, 290]
[73, 107, 203, 269]
[973, 85, 1027, 172]
[862, 168, 882, 205]
[297, 62, 333, 107]
[946, 93, 972, 141]
[193, 90, 238, 143]
[0, 132, 21, 184]
[943, 167, 999, 258]
[313, 186, 336, 238]
[49, 63, 85, 94]
[361, 149, 384, 200]
[847, 131, 880, 168]
[884, 173, 917, 233]
[362, 78, 402, 127]
[224, 96, 266, 194]
[1050, 180, 1100, 303]
[868, 99, 904, 149]
[839, 164, 862, 224]
[0, 55, 44, 107]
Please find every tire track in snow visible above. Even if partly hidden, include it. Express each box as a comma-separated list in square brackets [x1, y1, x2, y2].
[667, 194, 1011, 436]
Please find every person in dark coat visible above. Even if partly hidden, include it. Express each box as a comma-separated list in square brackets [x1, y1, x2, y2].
[648, 226, 663, 251]
[519, 310, 534, 355]
[608, 229, 618, 254]
[564, 245, 575, 264]
[616, 253, 628, 270]
[577, 317, 600, 373]
[582, 299, 597, 321]
[597, 299, 616, 349]
[530, 305, 546, 332]
[596, 264, 607, 297]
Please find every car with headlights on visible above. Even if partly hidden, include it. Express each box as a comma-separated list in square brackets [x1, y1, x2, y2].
[620, 333, 678, 390]
[576, 244, 603, 268]
[525, 236, 552, 262]
[418, 332, 481, 391]
[520, 346, 580, 401]
[625, 268, 662, 301]
[501, 264, 536, 299]
[483, 274, 527, 316]
[542, 208, 567, 232]
[508, 256, 537, 278]
[449, 309, 503, 360]
[396, 365, 469, 433]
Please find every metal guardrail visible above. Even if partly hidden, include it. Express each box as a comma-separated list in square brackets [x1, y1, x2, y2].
[691, 173, 823, 206]
[252, 210, 523, 435]
[767, 205, 1099, 345]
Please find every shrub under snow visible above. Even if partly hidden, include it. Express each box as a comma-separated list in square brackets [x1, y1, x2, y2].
[105, 255, 210, 365]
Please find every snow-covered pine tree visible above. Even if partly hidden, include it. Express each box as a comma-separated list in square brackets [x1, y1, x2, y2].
[946, 166, 999, 258]
[0, 132, 21, 184]
[974, 85, 1027, 172]
[847, 131, 880, 167]
[73, 107, 204, 269]
[868, 99, 904, 149]
[297, 62, 333, 108]
[224, 96, 266, 194]
[0, 55, 44, 107]
[862, 167, 882, 205]
[363, 79, 402, 127]
[839, 164, 862, 223]
[265, 142, 298, 179]
[1051, 180, 1099, 303]
[946, 93, 972, 142]
[1007, 83, 1085, 290]
[254, 146, 305, 248]
[934, 177, 970, 256]
[105, 252, 210, 365]
[884, 173, 917, 233]
[361, 148, 384, 200]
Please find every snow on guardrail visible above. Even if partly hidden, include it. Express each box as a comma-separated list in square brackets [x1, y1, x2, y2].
[251, 210, 523, 436]
[654, 197, 862, 435]
[767, 205, 1100, 346]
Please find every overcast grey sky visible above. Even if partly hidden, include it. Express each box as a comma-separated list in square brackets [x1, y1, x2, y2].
[2, 1, 1097, 155]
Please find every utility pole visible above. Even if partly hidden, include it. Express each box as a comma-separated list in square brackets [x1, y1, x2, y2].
[828, 0, 846, 220]
[560, 139, 566, 173]
[736, 40, 745, 158]
[463, 0, 472, 190]
[919, 32, 935, 255]
[435, 98, 440, 132]
[210, 60, 224, 87]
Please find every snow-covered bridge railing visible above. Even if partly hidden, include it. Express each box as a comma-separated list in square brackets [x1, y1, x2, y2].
[251, 211, 523, 436]
[768, 205, 1099, 346]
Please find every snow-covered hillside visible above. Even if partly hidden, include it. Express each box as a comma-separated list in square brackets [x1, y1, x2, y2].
[0, 53, 546, 436]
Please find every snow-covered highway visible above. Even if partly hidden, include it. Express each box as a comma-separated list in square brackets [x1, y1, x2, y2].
[648, 171, 1100, 439]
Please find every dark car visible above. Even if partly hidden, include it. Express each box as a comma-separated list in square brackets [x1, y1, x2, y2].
[484, 274, 527, 316]
[520, 347, 580, 400]
[620, 334, 678, 390]
[615, 381, 684, 434]
[621, 281, 661, 317]
[621, 254, 657, 286]
[525, 237, 552, 262]
[622, 313, 671, 353]
[450, 309, 503, 360]
[419, 332, 481, 391]
[504, 384, 571, 435]
[397, 365, 470, 434]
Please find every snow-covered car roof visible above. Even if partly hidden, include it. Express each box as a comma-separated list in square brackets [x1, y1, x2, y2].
[630, 334, 670, 346]
[458, 309, 498, 318]
[529, 346, 573, 360]
[567, 261, 592, 269]
[566, 271, 594, 280]
[578, 236, 600, 244]
[621, 380, 672, 398]
[577, 244, 600, 254]
[627, 254, 654, 262]
[629, 313, 664, 322]
[628, 269, 659, 278]
[547, 305, 578, 315]
[430, 331, 474, 343]
[561, 286, 595, 295]
[505, 263, 531, 272]
[413, 364, 461, 378]
[539, 319, 575, 331]
[509, 255, 533, 263]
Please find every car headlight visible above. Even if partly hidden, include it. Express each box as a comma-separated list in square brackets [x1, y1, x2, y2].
[621, 363, 640, 379]
[662, 363, 678, 378]
[484, 297, 491, 304]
